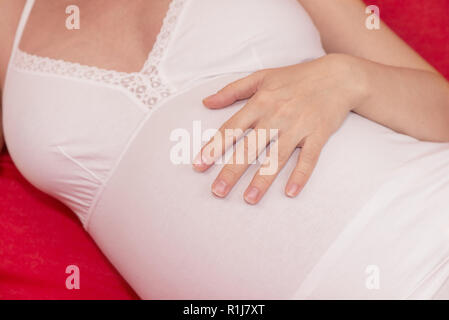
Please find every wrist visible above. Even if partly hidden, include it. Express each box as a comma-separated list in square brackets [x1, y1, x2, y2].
[324, 53, 371, 111]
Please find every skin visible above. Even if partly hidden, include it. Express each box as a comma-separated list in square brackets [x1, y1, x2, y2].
[193, 0, 449, 204]
[1, 0, 449, 204]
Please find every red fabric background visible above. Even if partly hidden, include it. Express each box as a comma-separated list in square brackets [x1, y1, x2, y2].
[1, 0, 448, 299]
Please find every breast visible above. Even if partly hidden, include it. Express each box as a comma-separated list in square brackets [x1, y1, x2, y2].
[3, 67, 147, 225]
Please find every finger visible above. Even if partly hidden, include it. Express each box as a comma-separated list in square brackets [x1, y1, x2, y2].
[285, 135, 326, 198]
[243, 135, 297, 205]
[211, 126, 274, 198]
[203, 71, 264, 109]
[193, 100, 259, 171]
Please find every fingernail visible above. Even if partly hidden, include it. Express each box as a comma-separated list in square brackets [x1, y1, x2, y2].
[203, 94, 215, 104]
[286, 183, 301, 198]
[244, 187, 260, 204]
[202, 151, 214, 165]
[212, 179, 228, 197]
[193, 153, 206, 171]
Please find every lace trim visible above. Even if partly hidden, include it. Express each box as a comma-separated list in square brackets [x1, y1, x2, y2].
[12, 0, 186, 110]
[141, 0, 185, 75]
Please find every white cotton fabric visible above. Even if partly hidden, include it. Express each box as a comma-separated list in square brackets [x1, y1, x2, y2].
[3, 0, 449, 299]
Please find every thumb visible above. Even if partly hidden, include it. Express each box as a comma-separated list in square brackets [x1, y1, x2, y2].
[203, 71, 264, 109]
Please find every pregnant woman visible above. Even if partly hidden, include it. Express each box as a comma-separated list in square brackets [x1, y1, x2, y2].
[1, 0, 449, 299]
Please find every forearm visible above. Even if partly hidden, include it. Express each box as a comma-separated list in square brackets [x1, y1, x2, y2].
[297, 0, 449, 141]
[298, 0, 436, 73]
[352, 56, 449, 142]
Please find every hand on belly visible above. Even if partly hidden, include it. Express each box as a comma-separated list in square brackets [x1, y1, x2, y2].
[193, 54, 368, 205]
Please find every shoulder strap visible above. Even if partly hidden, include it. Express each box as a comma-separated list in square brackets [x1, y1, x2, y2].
[11, 0, 36, 55]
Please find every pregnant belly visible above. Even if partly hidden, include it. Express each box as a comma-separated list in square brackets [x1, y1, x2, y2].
[87, 74, 449, 299]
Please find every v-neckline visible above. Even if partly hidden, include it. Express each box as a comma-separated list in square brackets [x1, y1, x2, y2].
[139, 0, 186, 75]
[12, 0, 188, 110]
[17, 0, 187, 77]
